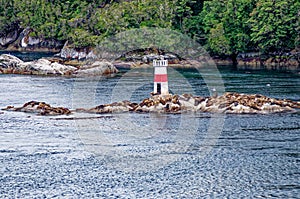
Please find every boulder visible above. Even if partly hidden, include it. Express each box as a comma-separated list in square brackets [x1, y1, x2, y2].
[73, 61, 118, 76]
[0, 54, 24, 66]
[22, 59, 77, 75]
[0, 54, 25, 74]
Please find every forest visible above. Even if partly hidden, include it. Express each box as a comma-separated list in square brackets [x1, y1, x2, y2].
[0, 0, 299, 61]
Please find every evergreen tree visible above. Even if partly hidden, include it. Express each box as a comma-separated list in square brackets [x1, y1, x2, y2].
[202, 0, 254, 63]
[0, 0, 298, 61]
[249, 0, 300, 54]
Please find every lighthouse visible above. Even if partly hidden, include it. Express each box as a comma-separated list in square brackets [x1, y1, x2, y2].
[153, 59, 169, 95]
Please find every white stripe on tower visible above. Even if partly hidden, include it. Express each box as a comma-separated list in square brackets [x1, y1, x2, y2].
[155, 67, 167, 74]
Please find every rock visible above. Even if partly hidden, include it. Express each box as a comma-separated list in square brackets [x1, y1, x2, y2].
[0, 54, 24, 74]
[79, 100, 134, 113]
[0, 54, 77, 75]
[23, 59, 77, 75]
[112, 61, 133, 68]
[0, 30, 19, 46]
[56, 42, 97, 60]
[1, 26, 64, 52]
[0, 54, 118, 76]
[20, 28, 32, 48]
[3, 93, 299, 116]
[0, 54, 24, 67]
[73, 61, 118, 76]
[218, 92, 299, 114]
[237, 53, 299, 71]
[0, 22, 21, 47]
[2, 101, 71, 115]
[86, 92, 299, 114]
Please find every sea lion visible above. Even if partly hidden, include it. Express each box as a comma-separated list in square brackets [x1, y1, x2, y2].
[3, 92, 299, 115]
[194, 97, 205, 106]
[171, 95, 179, 104]
[2, 101, 71, 115]
[128, 102, 139, 111]
[182, 93, 193, 99]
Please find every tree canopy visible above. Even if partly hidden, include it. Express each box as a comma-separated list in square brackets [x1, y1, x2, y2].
[0, 0, 299, 59]
[249, 0, 299, 54]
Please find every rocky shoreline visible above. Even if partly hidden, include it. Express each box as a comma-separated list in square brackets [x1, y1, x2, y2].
[0, 54, 118, 76]
[1, 31, 299, 71]
[211, 55, 299, 72]
[2, 92, 300, 116]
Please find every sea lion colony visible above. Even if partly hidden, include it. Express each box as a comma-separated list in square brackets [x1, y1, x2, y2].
[2, 93, 300, 116]
[2, 101, 71, 115]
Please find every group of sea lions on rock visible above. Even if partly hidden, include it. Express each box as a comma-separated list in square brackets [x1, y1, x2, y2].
[76, 100, 138, 114]
[81, 92, 299, 114]
[2, 101, 71, 115]
[2, 93, 300, 116]
[0, 54, 118, 76]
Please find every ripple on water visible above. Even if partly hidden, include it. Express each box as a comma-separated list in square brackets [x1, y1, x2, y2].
[0, 67, 299, 198]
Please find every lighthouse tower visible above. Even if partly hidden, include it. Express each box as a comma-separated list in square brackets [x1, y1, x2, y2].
[153, 59, 169, 95]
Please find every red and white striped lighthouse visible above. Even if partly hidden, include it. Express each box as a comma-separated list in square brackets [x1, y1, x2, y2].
[153, 59, 168, 95]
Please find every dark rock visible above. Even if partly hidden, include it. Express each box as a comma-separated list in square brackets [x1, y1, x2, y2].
[0, 22, 21, 47]
[0, 30, 19, 46]
[1, 26, 64, 52]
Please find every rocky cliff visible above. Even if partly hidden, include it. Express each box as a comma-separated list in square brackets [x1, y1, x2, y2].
[0, 27, 64, 52]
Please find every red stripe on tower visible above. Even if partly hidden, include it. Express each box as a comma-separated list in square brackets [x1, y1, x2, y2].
[154, 74, 168, 82]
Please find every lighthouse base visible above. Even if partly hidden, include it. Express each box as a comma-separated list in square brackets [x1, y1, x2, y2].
[153, 82, 168, 95]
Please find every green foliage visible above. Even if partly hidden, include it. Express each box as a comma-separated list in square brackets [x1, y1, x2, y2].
[0, 0, 177, 47]
[208, 23, 231, 55]
[0, 0, 299, 58]
[95, 27, 206, 61]
[202, 0, 254, 57]
[90, 0, 176, 37]
[174, 0, 205, 41]
[249, 0, 300, 54]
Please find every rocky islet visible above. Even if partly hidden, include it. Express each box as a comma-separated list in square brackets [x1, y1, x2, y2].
[2, 93, 300, 116]
[79, 92, 300, 114]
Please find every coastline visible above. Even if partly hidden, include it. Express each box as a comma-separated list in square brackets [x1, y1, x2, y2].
[0, 49, 299, 73]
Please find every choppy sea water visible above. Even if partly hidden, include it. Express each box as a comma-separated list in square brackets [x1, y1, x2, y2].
[0, 63, 299, 198]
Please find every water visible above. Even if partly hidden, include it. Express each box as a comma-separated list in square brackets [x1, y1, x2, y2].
[0, 61, 299, 198]
[0, 51, 55, 61]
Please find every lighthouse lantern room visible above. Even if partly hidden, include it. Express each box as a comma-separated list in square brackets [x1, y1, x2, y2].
[153, 59, 169, 95]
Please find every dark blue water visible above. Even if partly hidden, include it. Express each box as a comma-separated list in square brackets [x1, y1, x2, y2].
[0, 62, 299, 198]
